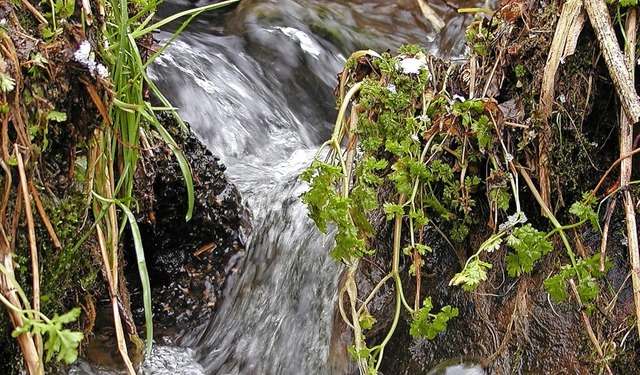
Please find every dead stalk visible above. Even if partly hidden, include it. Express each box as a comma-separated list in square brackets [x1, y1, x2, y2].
[93, 132, 136, 375]
[29, 181, 62, 251]
[0, 229, 42, 375]
[567, 279, 613, 375]
[599, 197, 617, 273]
[14, 145, 43, 360]
[18, 0, 48, 24]
[619, 8, 640, 341]
[0, 163, 42, 374]
[95, 225, 136, 375]
[584, 0, 640, 123]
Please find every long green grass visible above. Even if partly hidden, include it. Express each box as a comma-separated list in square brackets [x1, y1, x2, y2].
[98, 0, 240, 359]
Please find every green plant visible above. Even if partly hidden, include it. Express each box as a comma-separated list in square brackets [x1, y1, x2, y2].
[0, 263, 82, 366]
[84, 0, 239, 361]
[302, 46, 476, 374]
[3, 1, 239, 372]
[303, 44, 616, 373]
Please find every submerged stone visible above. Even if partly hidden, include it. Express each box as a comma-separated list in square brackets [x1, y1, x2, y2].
[426, 357, 485, 375]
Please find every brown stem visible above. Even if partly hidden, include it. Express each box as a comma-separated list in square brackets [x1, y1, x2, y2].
[0, 226, 42, 375]
[29, 181, 61, 251]
[584, 0, 640, 123]
[14, 145, 43, 359]
[618, 8, 640, 342]
[599, 197, 617, 273]
[18, 0, 48, 24]
[568, 279, 613, 375]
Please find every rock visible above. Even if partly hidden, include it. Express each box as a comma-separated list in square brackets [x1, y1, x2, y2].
[127, 113, 251, 334]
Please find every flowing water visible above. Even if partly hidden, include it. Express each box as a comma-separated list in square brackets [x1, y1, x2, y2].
[72, 1, 488, 373]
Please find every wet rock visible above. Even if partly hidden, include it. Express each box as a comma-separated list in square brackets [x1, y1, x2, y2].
[426, 357, 485, 375]
[127, 112, 251, 334]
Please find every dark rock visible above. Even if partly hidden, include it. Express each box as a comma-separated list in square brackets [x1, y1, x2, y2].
[127, 113, 251, 334]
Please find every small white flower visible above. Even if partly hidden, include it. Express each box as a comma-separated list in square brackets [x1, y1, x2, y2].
[498, 211, 527, 232]
[0, 19, 7, 26]
[387, 83, 397, 94]
[558, 94, 566, 103]
[74, 40, 109, 79]
[398, 56, 427, 75]
[74, 40, 92, 64]
[411, 134, 419, 141]
[95, 64, 109, 79]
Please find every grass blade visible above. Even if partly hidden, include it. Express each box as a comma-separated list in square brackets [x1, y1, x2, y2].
[93, 192, 153, 355]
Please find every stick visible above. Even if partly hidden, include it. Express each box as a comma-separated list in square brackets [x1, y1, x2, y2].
[14, 145, 43, 360]
[537, 0, 586, 212]
[29, 181, 62, 251]
[618, 8, 640, 341]
[599, 197, 616, 272]
[0, 226, 42, 375]
[584, 0, 640, 124]
[567, 279, 613, 375]
[18, 0, 48, 25]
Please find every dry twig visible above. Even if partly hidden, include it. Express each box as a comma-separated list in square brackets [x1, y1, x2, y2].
[585, 0, 640, 123]
[14, 145, 43, 360]
[618, 7, 640, 341]
[29, 181, 62, 251]
[568, 279, 613, 375]
[18, 0, 48, 25]
[538, 0, 586, 212]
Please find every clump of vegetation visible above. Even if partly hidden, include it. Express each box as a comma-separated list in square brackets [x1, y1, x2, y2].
[0, 0, 238, 373]
[302, 0, 640, 371]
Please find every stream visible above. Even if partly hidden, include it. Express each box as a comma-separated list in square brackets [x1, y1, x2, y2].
[72, 0, 487, 373]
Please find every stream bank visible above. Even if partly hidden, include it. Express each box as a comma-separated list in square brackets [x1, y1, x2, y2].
[3, 0, 640, 373]
[319, 1, 640, 374]
[0, 1, 246, 373]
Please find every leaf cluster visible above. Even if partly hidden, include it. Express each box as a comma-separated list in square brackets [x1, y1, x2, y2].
[543, 253, 612, 313]
[301, 160, 371, 260]
[13, 308, 83, 364]
[505, 224, 553, 277]
[409, 297, 459, 339]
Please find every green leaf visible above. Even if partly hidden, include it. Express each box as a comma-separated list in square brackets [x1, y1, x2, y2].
[54, 307, 81, 324]
[383, 202, 404, 220]
[46, 111, 67, 122]
[450, 257, 492, 291]
[577, 276, 600, 303]
[359, 311, 377, 330]
[410, 297, 458, 339]
[479, 234, 503, 252]
[569, 197, 599, 232]
[415, 243, 432, 255]
[471, 114, 493, 149]
[505, 224, 553, 277]
[543, 274, 568, 302]
[619, 0, 637, 6]
[0, 72, 15, 92]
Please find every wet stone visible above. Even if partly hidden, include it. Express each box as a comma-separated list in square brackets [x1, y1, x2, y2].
[126, 112, 251, 334]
